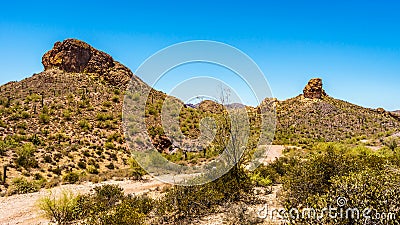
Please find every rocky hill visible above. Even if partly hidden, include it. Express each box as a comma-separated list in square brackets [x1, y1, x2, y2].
[273, 78, 400, 145]
[0, 39, 150, 193]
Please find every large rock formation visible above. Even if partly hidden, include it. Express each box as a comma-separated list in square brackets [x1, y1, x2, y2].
[42, 39, 132, 87]
[303, 78, 326, 99]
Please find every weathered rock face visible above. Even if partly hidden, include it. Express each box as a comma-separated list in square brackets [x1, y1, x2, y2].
[303, 78, 326, 99]
[42, 39, 132, 87]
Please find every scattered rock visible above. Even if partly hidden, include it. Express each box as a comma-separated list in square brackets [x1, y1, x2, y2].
[303, 78, 326, 99]
[376, 108, 386, 114]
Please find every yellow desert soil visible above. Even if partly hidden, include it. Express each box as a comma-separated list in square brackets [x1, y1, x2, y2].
[0, 178, 165, 225]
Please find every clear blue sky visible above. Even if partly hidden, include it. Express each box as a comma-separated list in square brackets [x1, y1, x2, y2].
[1, 0, 399, 110]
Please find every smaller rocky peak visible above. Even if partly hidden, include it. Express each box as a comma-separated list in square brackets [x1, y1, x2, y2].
[303, 78, 327, 99]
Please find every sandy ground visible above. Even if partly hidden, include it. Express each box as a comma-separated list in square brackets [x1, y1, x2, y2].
[264, 145, 285, 163]
[0, 145, 286, 225]
[0, 179, 166, 225]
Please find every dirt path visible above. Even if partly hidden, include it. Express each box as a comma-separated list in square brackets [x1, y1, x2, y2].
[263, 145, 286, 164]
[0, 178, 166, 225]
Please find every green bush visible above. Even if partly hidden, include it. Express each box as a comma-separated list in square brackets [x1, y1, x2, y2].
[280, 143, 400, 224]
[15, 143, 38, 169]
[102, 101, 112, 108]
[250, 172, 272, 187]
[87, 201, 146, 225]
[63, 172, 80, 184]
[104, 142, 115, 149]
[93, 184, 124, 208]
[21, 111, 30, 119]
[157, 168, 252, 222]
[38, 191, 81, 225]
[9, 177, 39, 194]
[319, 169, 400, 225]
[128, 158, 147, 179]
[77, 161, 87, 169]
[0, 140, 8, 155]
[78, 119, 92, 131]
[0, 119, 6, 128]
[96, 113, 113, 121]
[87, 165, 99, 174]
[39, 113, 50, 124]
[111, 95, 120, 103]
[62, 110, 72, 121]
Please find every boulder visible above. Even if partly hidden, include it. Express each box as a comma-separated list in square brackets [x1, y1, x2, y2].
[42, 39, 132, 87]
[303, 78, 326, 99]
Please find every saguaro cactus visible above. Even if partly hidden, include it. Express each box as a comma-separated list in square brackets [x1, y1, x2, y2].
[41, 94, 44, 108]
[2, 165, 7, 184]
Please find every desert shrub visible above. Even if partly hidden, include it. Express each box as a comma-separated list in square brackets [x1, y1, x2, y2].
[15, 143, 38, 169]
[0, 140, 8, 156]
[385, 137, 398, 151]
[62, 110, 72, 121]
[105, 163, 115, 170]
[50, 166, 63, 175]
[43, 154, 53, 163]
[78, 119, 91, 131]
[33, 173, 44, 181]
[253, 161, 284, 184]
[113, 89, 121, 95]
[38, 191, 81, 225]
[97, 120, 117, 129]
[87, 165, 99, 174]
[85, 193, 152, 225]
[104, 142, 115, 149]
[92, 184, 124, 208]
[102, 101, 112, 108]
[317, 169, 400, 225]
[87, 201, 146, 225]
[128, 158, 147, 179]
[130, 92, 140, 101]
[77, 161, 87, 169]
[111, 95, 120, 103]
[280, 143, 399, 224]
[156, 168, 252, 222]
[63, 172, 80, 184]
[96, 113, 113, 121]
[0, 119, 6, 128]
[8, 177, 39, 194]
[21, 111, 30, 119]
[250, 171, 272, 188]
[39, 113, 50, 124]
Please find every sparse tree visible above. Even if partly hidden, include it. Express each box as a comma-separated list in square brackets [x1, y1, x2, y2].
[201, 86, 250, 182]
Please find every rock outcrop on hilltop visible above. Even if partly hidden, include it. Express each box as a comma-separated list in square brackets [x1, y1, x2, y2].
[303, 78, 326, 99]
[42, 39, 132, 87]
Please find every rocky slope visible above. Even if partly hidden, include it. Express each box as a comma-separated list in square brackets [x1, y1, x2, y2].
[0, 39, 151, 193]
[273, 78, 400, 145]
